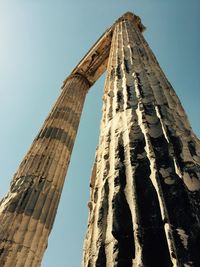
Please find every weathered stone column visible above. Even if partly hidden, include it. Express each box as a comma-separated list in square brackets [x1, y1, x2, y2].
[83, 15, 200, 267]
[0, 74, 90, 266]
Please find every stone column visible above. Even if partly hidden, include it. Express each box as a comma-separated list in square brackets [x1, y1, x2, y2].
[0, 74, 90, 266]
[83, 16, 200, 267]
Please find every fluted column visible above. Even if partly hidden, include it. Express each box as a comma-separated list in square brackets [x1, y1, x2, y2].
[83, 16, 200, 267]
[0, 74, 89, 266]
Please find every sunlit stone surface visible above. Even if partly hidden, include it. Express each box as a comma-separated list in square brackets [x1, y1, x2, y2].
[0, 12, 199, 267]
[82, 14, 200, 267]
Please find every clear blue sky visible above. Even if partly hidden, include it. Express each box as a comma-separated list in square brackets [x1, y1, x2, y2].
[0, 1, 199, 266]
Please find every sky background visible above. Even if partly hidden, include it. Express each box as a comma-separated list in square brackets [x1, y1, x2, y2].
[0, 1, 199, 266]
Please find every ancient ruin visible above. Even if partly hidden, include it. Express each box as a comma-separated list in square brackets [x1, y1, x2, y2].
[0, 12, 199, 267]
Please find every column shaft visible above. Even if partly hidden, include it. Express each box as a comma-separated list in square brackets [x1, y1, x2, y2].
[83, 18, 200, 267]
[0, 74, 89, 267]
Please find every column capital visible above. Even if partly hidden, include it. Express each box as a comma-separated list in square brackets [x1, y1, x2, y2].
[115, 12, 146, 32]
[61, 73, 91, 90]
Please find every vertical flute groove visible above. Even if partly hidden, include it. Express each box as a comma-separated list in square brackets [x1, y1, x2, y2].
[83, 15, 200, 267]
[0, 74, 90, 266]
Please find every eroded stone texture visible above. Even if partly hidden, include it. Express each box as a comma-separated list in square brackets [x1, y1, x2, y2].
[0, 74, 89, 266]
[0, 12, 143, 267]
[0, 11, 199, 267]
[82, 16, 200, 267]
